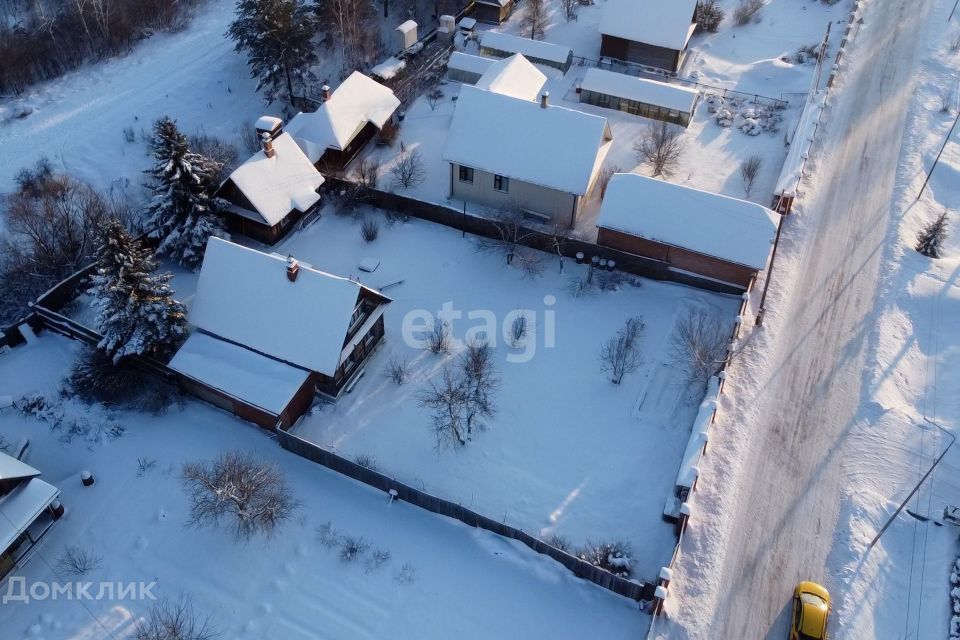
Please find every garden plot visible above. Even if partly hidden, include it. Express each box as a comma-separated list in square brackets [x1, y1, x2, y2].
[282, 209, 740, 577]
[0, 334, 643, 640]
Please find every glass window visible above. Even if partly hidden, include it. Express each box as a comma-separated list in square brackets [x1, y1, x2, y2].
[494, 175, 509, 193]
[459, 166, 474, 183]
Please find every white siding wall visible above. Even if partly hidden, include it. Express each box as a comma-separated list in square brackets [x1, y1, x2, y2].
[450, 164, 580, 226]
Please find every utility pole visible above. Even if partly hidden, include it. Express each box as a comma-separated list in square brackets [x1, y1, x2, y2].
[868, 420, 956, 551]
[917, 105, 960, 200]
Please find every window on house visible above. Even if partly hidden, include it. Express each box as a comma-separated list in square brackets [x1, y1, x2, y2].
[459, 166, 474, 183]
[494, 174, 509, 193]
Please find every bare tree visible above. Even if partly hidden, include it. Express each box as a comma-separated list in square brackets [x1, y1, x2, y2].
[476, 207, 534, 265]
[916, 209, 949, 258]
[561, 0, 578, 22]
[426, 318, 451, 354]
[354, 157, 380, 188]
[238, 119, 262, 154]
[670, 309, 730, 389]
[181, 451, 298, 541]
[133, 594, 220, 640]
[385, 354, 410, 384]
[390, 149, 426, 189]
[426, 87, 444, 111]
[598, 165, 622, 198]
[320, 0, 382, 74]
[521, 0, 548, 39]
[739, 154, 763, 197]
[418, 366, 470, 448]
[58, 545, 102, 575]
[634, 123, 685, 177]
[599, 316, 645, 384]
[458, 338, 500, 435]
[515, 247, 545, 279]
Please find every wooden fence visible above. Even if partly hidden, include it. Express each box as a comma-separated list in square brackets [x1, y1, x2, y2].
[327, 178, 744, 295]
[277, 428, 654, 602]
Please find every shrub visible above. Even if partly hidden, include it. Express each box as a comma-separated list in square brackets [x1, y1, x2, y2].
[339, 536, 369, 562]
[694, 0, 724, 33]
[426, 319, 451, 355]
[67, 347, 182, 414]
[578, 540, 633, 577]
[132, 594, 220, 640]
[360, 217, 380, 242]
[353, 453, 380, 472]
[733, 0, 764, 26]
[385, 355, 409, 384]
[58, 545, 102, 576]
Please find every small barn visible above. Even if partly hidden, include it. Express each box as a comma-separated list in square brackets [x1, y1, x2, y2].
[599, 0, 698, 73]
[479, 31, 573, 73]
[286, 72, 400, 171]
[172, 238, 392, 430]
[447, 52, 496, 84]
[1, 453, 61, 579]
[596, 173, 778, 290]
[474, 0, 515, 24]
[216, 123, 325, 245]
[443, 85, 612, 227]
[475, 54, 547, 101]
[579, 68, 700, 127]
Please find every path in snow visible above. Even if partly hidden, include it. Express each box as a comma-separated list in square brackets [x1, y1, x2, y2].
[705, 0, 935, 637]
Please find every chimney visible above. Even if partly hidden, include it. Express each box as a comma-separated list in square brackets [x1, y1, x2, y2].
[261, 132, 275, 159]
[322, 85, 331, 101]
[540, 91, 549, 109]
[286, 255, 299, 282]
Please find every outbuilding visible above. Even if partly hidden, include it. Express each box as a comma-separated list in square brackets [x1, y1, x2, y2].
[447, 52, 496, 84]
[0, 453, 61, 579]
[579, 68, 700, 127]
[596, 173, 778, 290]
[473, 0, 515, 24]
[479, 31, 573, 73]
[599, 0, 698, 73]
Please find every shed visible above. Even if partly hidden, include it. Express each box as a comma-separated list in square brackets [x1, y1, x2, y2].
[458, 16, 477, 33]
[579, 68, 700, 127]
[596, 173, 778, 290]
[396, 20, 418, 50]
[0, 453, 60, 579]
[447, 52, 496, 84]
[474, 0, 514, 24]
[599, 0, 698, 72]
[475, 54, 547, 101]
[479, 31, 573, 73]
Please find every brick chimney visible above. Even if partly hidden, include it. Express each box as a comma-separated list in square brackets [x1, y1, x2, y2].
[261, 132, 276, 159]
[286, 255, 299, 282]
[540, 91, 549, 109]
[322, 85, 331, 101]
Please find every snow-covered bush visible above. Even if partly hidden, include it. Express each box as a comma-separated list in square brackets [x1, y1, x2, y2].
[385, 355, 410, 385]
[365, 549, 392, 573]
[786, 44, 820, 65]
[317, 521, 342, 548]
[733, 0, 764, 26]
[950, 556, 960, 639]
[339, 536, 370, 562]
[353, 453, 380, 472]
[133, 594, 219, 640]
[15, 393, 125, 445]
[68, 346, 181, 414]
[707, 94, 783, 134]
[694, 0, 724, 33]
[578, 540, 633, 578]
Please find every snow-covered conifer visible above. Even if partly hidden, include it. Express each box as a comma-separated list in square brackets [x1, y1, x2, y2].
[915, 209, 949, 259]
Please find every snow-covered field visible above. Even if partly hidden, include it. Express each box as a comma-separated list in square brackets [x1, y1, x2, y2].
[270, 208, 739, 578]
[0, 335, 646, 639]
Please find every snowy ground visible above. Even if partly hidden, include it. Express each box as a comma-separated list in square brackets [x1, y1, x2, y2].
[0, 334, 646, 639]
[364, 0, 851, 238]
[657, 0, 960, 638]
[265, 207, 741, 579]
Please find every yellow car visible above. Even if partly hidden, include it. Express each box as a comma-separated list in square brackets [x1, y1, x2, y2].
[789, 581, 831, 640]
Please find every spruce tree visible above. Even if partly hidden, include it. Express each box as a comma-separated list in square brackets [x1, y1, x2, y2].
[90, 220, 187, 363]
[228, 0, 319, 104]
[145, 117, 227, 270]
[916, 210, 949, 259]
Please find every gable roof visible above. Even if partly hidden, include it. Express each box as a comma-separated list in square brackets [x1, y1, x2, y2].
[442, 85, 612, 195]
[599, 0, 698, 52]
[189, 238, 389, 376]
[479, 31, 572, 65]
[447, 52, 497, 77]
[597, 173, 778, 269]
[221, 132, 324, 227]
[0, 477, 59, 553]
[475, 54, 547, 101]
[286, 72, 400, 163]
[0, 451, 39, 483]
[581, 68, 699, 113]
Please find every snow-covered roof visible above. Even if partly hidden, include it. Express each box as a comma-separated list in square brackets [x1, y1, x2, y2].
[599, 0, 698, 52]
[371, 56, 406, 81]
[447, 52, 496, 76]
[581, 68, 699, 113]
[190, 238, 389, 376]
[477, 0, 510, 6]
[475, 54, 547, 101]
[458, 17, 477, 30]
[255, 115, 282, 132]
[286, 72, 400, 162]
[0, 477, 59, 553]
[480, 31, 572, 65]
[0, 451, 40, 482]
[222, 132, 324, 227]
[396, 19, 417, 35]
[597, 173, 778, 269]
[443, 85, 612, 195]
[170, 333, 310, 415]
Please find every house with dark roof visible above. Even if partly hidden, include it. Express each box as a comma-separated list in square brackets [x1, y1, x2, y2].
[599, 0, 699, 72]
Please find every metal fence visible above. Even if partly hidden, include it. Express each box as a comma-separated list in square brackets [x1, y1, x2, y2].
[277, 428, 654, 602]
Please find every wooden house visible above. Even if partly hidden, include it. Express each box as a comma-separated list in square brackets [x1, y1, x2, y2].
[599, 0, 698, 73]
[473, 0, 515, 24]
[216, 120, 325, 245]
[596, 173, 778, 290]
[0, 453, 61, 579]
[170, 238, 391, 431]
[285, 72, 400, 172]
